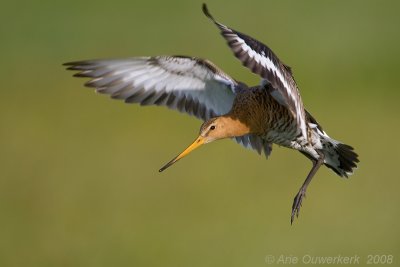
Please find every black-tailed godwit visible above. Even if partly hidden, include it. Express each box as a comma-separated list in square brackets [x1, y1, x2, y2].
[64, 4, 359, 223]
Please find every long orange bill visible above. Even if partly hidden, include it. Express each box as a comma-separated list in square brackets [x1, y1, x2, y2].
[159, 136, 205, 172]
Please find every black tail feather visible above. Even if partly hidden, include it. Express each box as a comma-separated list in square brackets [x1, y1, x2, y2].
[324, 142, 359, 178]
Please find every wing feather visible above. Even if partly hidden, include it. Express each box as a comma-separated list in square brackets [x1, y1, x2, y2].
[235, 135, 273, 158]
[65, 56, 240, 121]
[203, 4, 308, 140]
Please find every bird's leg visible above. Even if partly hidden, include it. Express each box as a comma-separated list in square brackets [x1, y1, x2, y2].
[291, 150, 325, 224]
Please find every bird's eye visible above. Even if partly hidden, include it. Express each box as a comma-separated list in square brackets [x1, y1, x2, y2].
[210, 125, 216, 130]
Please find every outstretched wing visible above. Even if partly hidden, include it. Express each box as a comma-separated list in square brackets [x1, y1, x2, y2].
[65, 55, 272, 157]
[203, 4, 308, 140]
[64, 56, 241, 121]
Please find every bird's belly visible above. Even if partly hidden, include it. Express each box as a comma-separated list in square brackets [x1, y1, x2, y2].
[262, 120, 299, 148]
[263, 122, 324, 160]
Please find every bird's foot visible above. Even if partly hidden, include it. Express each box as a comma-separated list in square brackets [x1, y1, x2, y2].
[291, 189, 306, 224]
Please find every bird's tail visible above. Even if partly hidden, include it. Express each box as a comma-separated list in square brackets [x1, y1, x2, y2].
[320, 136, 359, 178]
[305, 109, 359, 177]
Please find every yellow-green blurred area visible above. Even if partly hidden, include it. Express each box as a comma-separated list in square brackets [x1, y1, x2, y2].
[1, 0, 399, 266]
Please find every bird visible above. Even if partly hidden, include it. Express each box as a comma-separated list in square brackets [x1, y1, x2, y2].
[64, 4, 359, 223]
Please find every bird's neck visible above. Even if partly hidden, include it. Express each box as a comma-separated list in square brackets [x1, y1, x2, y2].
[220, 115, 251, 138]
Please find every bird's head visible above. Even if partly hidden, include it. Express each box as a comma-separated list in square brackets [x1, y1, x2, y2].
[159, 116, 232, 172]
[198, 117, 231, 143]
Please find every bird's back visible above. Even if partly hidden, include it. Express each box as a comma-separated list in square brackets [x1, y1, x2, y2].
[230, 85, 299, 146]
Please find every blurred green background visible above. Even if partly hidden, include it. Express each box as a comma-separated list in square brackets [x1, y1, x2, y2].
[1, 0, 399, 266]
